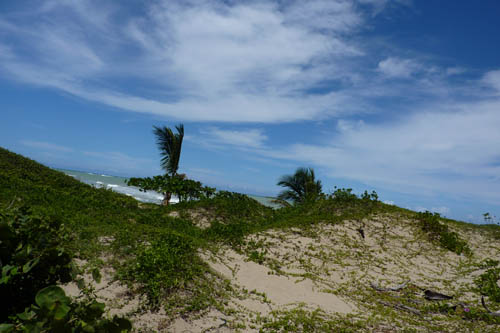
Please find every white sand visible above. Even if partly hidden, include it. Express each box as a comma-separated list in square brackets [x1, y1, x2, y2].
[62, 213, 500, 332]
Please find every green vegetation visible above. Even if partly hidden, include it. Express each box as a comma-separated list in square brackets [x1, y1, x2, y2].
[127, 174, 215, 203]
[0, 206, 73, 321]
[259, 307, 365, 332]
[129, 124, 218, 206]
[475, 259, 500, 302]
[153, 124, 184, 176]
[0, 202, 131, 332]
[2, 285, 132, 332]
[151, 124, 185, 205]
[124, 233, 203, 304]
[416, 211, 471, 255]
[276, 167, 323, 205]
[1, 146, 500, 331]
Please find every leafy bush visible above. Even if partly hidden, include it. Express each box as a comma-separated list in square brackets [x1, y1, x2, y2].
[0, 204, 132, 331]
[329, 187, 358, 203]
[2, 286, 132, 332]
[127, 174, 215, 204]
[0, 205, 73, 320]
[127, 232, 204, 304]
[206, 191, 273, 222]
[475, 265, 500, 303]
[417, 211, 471, 255]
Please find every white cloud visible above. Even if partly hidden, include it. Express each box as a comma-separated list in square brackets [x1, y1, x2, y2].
[446, 67, 466, 76]
[431, 206, 450, 215]
[200, 127, 268, 148]
[20, 140, 73, 152]
[284, 0, 362, 32]
[0, 0, 370, 123]
[257, 97, 500, 204]
[82, 151, 156, 174]
[482, 70, 500, 94]
[377, 57, 421, 78]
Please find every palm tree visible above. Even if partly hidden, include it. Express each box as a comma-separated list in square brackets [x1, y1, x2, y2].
[153, 124, 184, 176]
[276, 167, 322, 205]
[153, 124, 184, 205]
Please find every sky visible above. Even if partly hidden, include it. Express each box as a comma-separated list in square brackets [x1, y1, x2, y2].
[1, 0, 499, 224]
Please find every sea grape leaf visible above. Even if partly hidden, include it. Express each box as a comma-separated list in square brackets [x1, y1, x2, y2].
[88, 301, 105, 317]
[22, 258, 39, 273]
[102, 316, 132, 332]
[17, 309, 36, 320]
[114, 317, 132, 330]
[0, 324, 14, 333]
[35, 286, 71, 319]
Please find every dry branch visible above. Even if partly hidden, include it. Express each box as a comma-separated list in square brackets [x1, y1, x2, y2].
[481, 296, 500, 317]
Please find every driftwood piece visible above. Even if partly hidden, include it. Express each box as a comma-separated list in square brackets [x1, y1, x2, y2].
[380, 301, 422, 316]
[424, 290, 453, 301]
[371, 280, 409, 292]
[481, 296, 500, 317]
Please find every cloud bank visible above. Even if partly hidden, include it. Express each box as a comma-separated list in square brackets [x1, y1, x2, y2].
[3, 1, 500, 211]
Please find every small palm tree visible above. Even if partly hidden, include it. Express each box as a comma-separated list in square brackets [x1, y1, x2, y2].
[153, 124, 184, 205]
[277, 167, 322, 204]
[153, 124, 184, 176]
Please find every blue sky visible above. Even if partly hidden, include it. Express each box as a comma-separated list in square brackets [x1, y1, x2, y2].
[1, 0, 500, 223]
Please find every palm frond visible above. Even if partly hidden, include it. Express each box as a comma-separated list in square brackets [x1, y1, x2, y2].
[153, 124, 184, 175]
[276, 167, 323, 204]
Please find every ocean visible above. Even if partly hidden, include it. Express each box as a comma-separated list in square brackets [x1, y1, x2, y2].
[57, 169, 278, 207]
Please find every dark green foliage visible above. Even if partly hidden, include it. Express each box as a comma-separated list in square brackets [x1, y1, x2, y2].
[202, 190, 382, 247]
[277, 168, 323, 204]
[330, 187, 358, 203]
[475, 260, 500, 302]
[127, 233, 203, 304]
[0, 206, 73, 321]
[195, 191, 274, 246]
[417, 211, 471, 255]
[204, 191, 272, 223]
[127, 174, 215, 203]
[3, 286, 132, 332]
[0, 147, 205, 316]
[0, 196, 131, 331]
[153, 124, 184, 176]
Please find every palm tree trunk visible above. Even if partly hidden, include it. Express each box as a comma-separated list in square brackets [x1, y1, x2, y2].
[162, 192, 172, 206]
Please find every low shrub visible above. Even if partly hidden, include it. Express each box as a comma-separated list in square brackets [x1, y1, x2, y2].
[1, 286, 131, 332]
[475, 264, 500, 303]
[127, 232, 203, 304]
[417, 211, 471, 255]
[0, 205, 73, 320]
[0, 204, 132, 331]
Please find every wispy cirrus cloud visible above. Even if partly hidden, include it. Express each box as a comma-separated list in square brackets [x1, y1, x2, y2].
[0, 0, 373, 123]
[256, 93, 500, 204]
[3, 1, 500, 219]
[20, 140, 73, 153]
[377, 57, 422, 78]
[482, 70, 500, 95]
[200, 127, 268, 149]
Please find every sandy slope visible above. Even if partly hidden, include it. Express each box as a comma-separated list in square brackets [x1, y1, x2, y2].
[63, 213, 500, 332]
